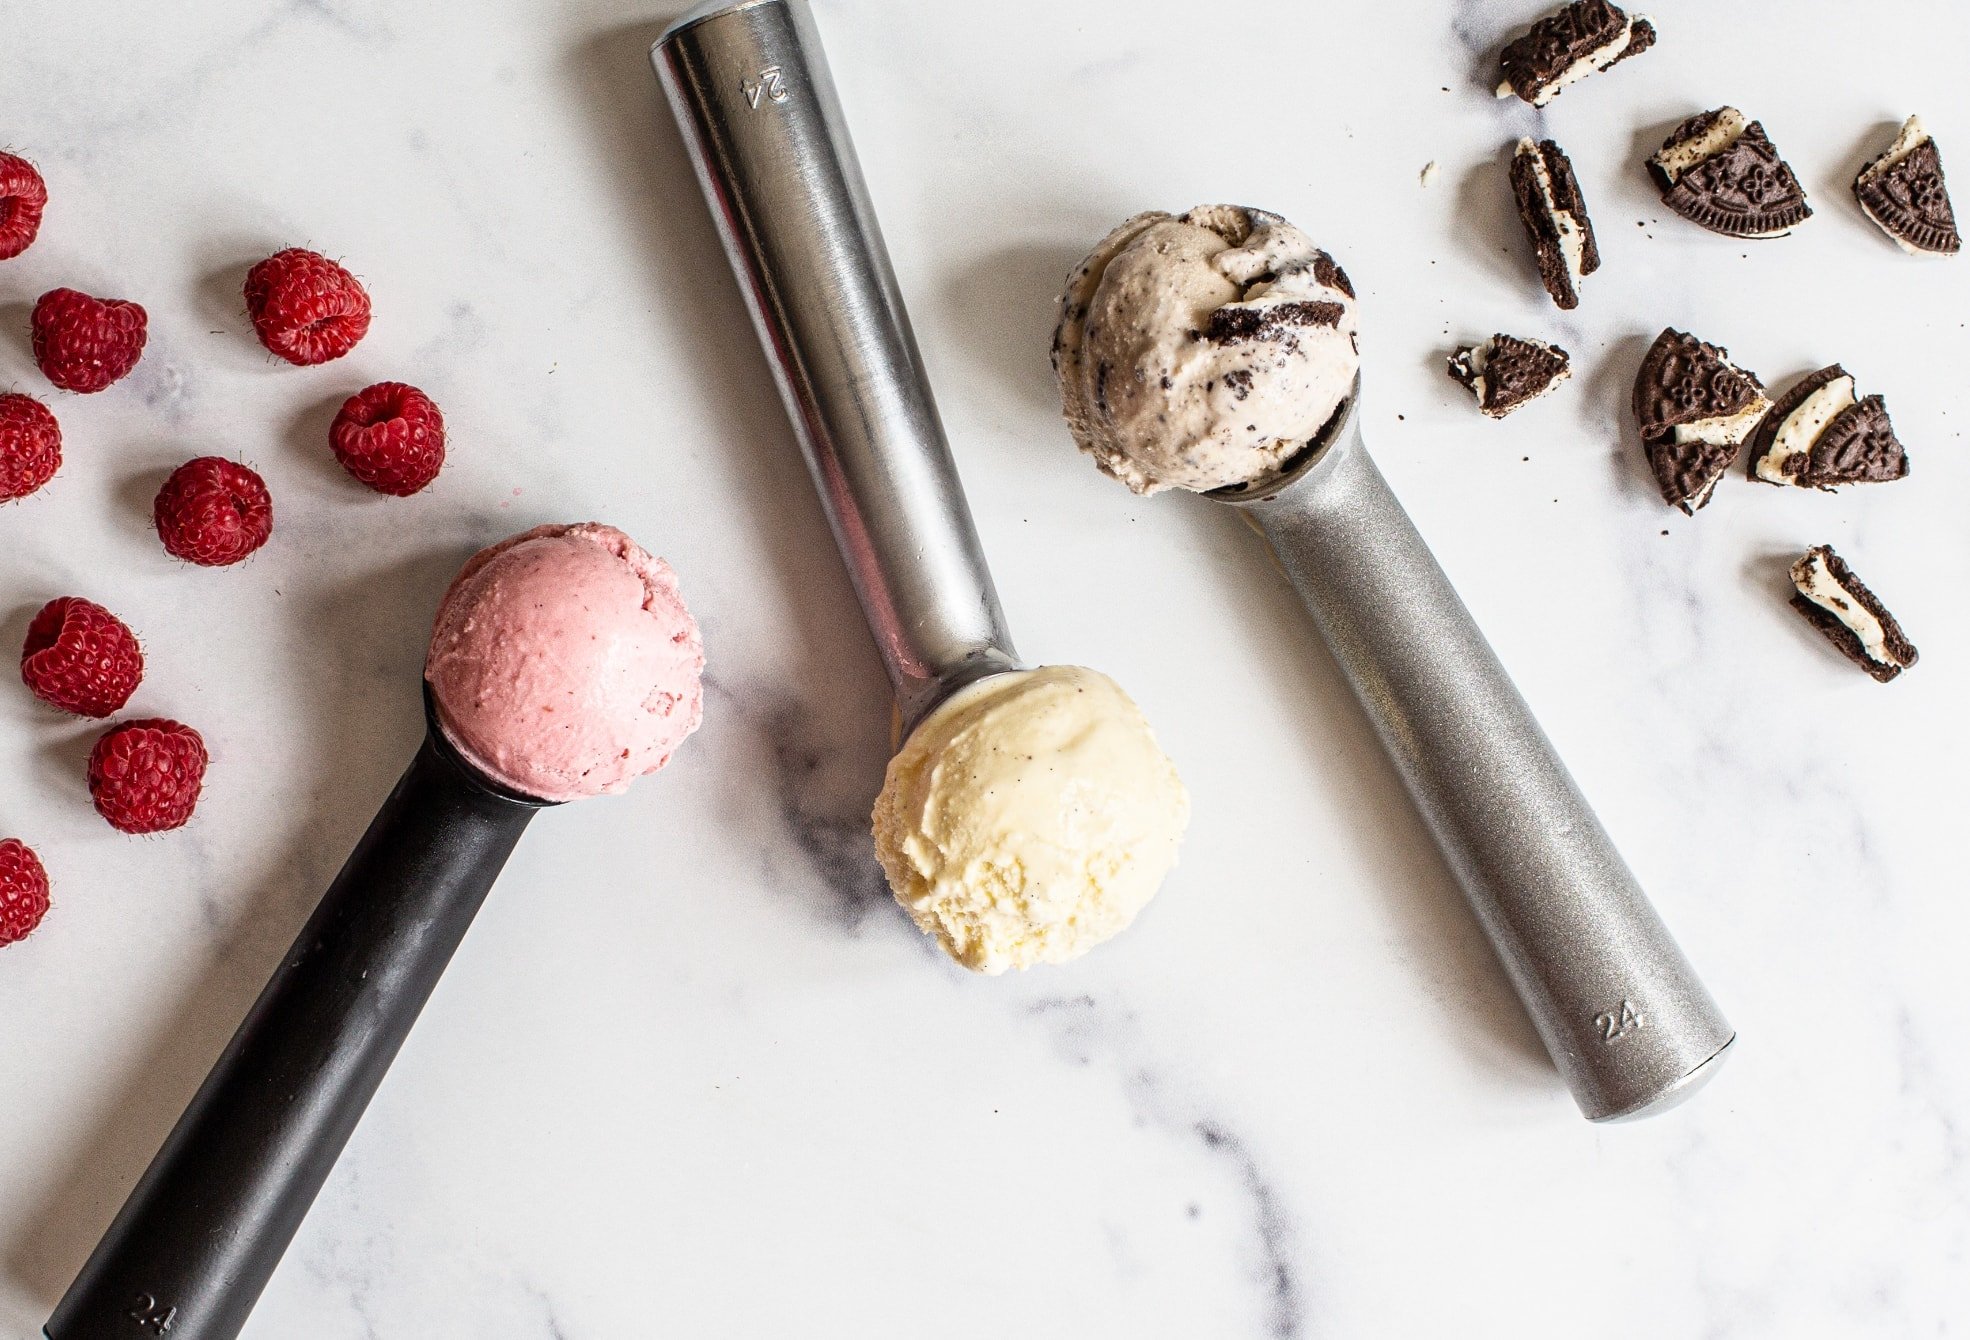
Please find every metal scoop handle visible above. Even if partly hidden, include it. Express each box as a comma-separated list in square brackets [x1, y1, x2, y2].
[1233, 406, 1733, 1120]
[655, 0, 1017, 729]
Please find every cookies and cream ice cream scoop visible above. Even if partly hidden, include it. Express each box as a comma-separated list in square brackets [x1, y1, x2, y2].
[50, 524, 703, 1340]
[1053, 206, 1360, 494]
[656, 0, 1187, 973]
[1057, 208, 1734, 1122]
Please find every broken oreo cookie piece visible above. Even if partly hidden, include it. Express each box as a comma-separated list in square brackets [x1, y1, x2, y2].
[1497, 0, 1656, 107]
[1511, 139, 1600, 309]
[1632, 328, 1770, 513]
[1447, 335, 1572, 418]
[1854, 116, 1961, 256]
[1649, 108, 1812, 239]
[1789, 545, 1918, 682]
[1748, 365, 1909, 489]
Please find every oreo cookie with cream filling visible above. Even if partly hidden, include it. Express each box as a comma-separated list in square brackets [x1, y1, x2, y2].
[1632, 328, 1770, 513]
[1497, 0, 1656, 108]
[1649, 108, 1812, 238]
[1510, 138, 1600, 309]
[1854, 116, 1961, 256]
[1789, 545, 1918, 683]
[1747, 366, 1909, 489]
[1447, 335, 1571, 418]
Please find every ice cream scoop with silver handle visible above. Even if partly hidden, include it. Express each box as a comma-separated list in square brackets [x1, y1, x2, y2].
[1211, 389, 1733, 1120]
[653, 0, 1729, 1117]
[655, 0, 1018, 733]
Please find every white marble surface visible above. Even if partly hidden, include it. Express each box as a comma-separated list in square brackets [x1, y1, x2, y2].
[4, 0, 1967, 1335]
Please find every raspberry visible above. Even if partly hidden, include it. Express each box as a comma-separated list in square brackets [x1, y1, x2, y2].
[21, 597, 144, 718]
[0, 392, 61, 501]
[154, 457, 273, 566]
[32, 287, 148, 393]
[329, 382, 445, 495]
[0, 838, 51, 946]
[0, 152, 48, 261]
[243, 248, 371, 366]
[88, 719, 207, 834]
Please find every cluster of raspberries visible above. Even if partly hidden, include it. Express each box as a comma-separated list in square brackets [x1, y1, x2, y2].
[1, 148, 451, 947]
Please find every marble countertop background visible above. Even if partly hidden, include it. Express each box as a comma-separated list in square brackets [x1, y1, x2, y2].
[3, 0, 1966, 1335]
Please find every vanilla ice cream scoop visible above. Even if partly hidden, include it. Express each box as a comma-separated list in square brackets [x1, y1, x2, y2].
[1053, 205, 1360, 495]
[872, 666, 1188, 974]
[659, 0, 1192, 978]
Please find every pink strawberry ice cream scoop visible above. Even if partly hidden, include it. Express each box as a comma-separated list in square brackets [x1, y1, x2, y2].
[424, 523, 705, 802]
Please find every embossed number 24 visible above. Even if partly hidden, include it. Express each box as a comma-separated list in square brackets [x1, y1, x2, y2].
[128, 1293, 178, 1334]
[1594, 1000, 1643, 1044]
[742, 65, 789, 109]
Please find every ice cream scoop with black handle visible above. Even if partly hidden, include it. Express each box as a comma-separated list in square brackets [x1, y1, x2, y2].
[48, 524, 704, 1340]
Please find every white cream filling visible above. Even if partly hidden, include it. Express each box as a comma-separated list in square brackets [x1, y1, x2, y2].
[1651, 107, 1748, 184]
[1673, 392, 1770, 448]
[1457, 341, 1490, 404]
[1757, 375, 1856, 483]
[1794, 553, 1896, 665]
[1863, 115, 1931, 179]
[1859, 116, 1939, 254]
[1519, 141, 1589, 288]
[1685, 473, 1722, 509]
[1496, 15, 1638, 104]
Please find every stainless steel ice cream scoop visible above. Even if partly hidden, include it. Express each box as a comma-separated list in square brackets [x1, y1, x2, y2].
[655, 0, 1018, 733]
[655, 0, 1730, 1118]
[1211, 388, 1733, 1120]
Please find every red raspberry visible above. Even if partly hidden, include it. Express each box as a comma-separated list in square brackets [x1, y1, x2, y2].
[0, 152, 48, 261]
[0, 392, 61, 501]
[32, 287, 148, 393]
[243, 248, 371, 366]
[154, 457, 273, 566]
[21, 597, 144, 718]
[0, 838, 51, 946]
[88, 718, 208, 834]
[329, 382, 446, 495]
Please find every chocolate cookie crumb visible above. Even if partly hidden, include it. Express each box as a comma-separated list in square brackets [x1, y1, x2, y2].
[1855, 116, 1961, 256]
[1497, 0, 1656, 107]
[1789, 545, 1918, 682]
[1510, 138, 1600, 309]
[1649, 108, 1811, 238]
[1447, 335, 1572, 418]
[1632, 328, 1770, 512]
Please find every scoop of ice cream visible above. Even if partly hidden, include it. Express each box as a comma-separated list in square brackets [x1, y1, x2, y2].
[425, 523, 704, 802]
[871, 665, 1189, 974]
[1052, 205, 1360, 495]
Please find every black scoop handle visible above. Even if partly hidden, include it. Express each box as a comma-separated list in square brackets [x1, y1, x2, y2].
[47, 729, 544, 1340]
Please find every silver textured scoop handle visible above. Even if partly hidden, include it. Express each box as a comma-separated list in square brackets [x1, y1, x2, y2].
[655, 0, 1018, 729]
[1234, 409, 1733, 1121]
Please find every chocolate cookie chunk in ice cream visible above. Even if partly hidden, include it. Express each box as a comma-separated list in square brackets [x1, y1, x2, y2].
[1053, 206, 1359, 496]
